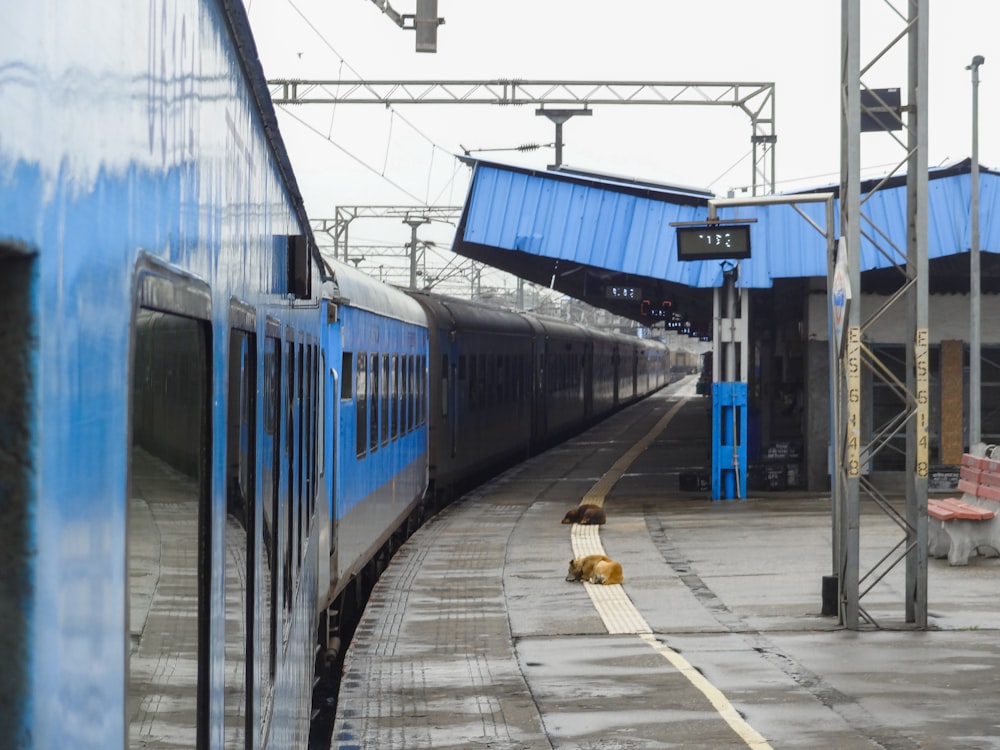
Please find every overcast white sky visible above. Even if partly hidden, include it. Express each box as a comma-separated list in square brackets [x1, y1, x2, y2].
[246, 1, 1000, 288]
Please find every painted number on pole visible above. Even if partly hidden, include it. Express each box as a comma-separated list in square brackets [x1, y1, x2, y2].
[916, 328, 929, 477]
[847, 326, 861, 477]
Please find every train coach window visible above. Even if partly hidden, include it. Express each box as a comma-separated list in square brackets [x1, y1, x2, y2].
[420, 354, 428, 425]
[341, 353, 353, 400]
[381, 353, 389, 447]
[129, 304, 210, 750]
[391, 354, 400, 440]
[408, 354, 416, 431]
[261, 334, 280, 730]
[283, 339, 294, 634]
[297, 343, 305, 564]
[224, 322, 256, 748]
[468, 355, 476, 407]
[317, 350, 324, 482]
[356, 353, 367, 457]
[369, 353, 379, 453]
[1, 250, 31, 749]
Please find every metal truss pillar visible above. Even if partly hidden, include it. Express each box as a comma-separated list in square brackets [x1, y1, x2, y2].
[837, 0, 929, 630]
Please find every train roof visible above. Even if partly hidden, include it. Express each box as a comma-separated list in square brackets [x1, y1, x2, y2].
[406, 289, 538, 335]
[323, 259, 428, 326]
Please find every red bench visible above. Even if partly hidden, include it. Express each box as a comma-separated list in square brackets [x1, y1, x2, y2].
[927, 497, 995, 522]
[928, 451, 1000, 565]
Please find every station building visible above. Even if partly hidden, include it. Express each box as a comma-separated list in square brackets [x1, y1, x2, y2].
[452, 157, 1000, 491]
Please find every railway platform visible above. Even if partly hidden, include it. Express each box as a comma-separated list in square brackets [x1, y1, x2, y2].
[330, 376, 1000, 749]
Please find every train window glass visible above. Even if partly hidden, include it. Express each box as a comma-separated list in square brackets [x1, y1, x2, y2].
[317, 350, 325, 478]
[304, 344, 313, 538]
[224, 326, 256, 747]
[409, 354, 416, 430]
[356, 353, 367, 457]
[401, 355, 409, 434]
[485, 354, 494, 407]
[468, 355, 476, 407]
[381, 353, 389, 447]
[478, 354, 486, 410]
[496, 355, 504, 404]
[420, 355, 427, 425]
[458, 354, 466, 380]
[308, 345, 316, 522]
[261, 336, 280, 728]
[391, 354, 399, 440]
[341, 353, 353, 400]
[500, 356, 508, 404]
[0, 251, 30, 741]
[283, 339, 294, 631]
[128, 308, 210, 749]
[297, 343, 305, 564]
[310, 344, 318, 532]
[369, 353, 379, 453]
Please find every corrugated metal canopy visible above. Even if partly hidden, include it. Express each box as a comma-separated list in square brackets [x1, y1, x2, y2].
[453, 157, 1000, 325]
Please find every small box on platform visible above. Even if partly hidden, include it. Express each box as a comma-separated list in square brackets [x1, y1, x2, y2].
[679, 472, 711, 492]
[748, 463, 804, 491]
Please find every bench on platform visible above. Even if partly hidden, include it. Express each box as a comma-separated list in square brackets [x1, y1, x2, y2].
[928, 448, 1000, 565]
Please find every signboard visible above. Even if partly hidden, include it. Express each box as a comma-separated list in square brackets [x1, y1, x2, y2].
[861, 87, 901, 132]
[676, 224, 752, 261]
[832, 237, 852, 354]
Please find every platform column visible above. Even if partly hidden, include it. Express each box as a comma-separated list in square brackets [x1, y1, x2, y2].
[711, 268, 749, 500]
[712, 382, 748, 499]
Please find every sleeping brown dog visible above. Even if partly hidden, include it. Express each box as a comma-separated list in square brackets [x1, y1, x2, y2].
[565, 554, 624, 585]
[561, 503, 606, 525]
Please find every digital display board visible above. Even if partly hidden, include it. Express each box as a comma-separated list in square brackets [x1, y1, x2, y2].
[676, 224, 752, 261]
[605, 285, 641, 300]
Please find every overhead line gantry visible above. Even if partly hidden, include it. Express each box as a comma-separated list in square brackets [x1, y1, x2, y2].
[268, 78, 777, 195]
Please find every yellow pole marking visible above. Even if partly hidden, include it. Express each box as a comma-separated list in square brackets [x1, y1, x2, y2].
[569, 392, 774, 750]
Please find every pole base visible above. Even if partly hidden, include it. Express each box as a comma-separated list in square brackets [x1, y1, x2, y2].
[821, 574, 839, 616]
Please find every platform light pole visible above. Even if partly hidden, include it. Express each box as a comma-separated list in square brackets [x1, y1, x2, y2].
[969, 54, 985, 447]
[404, 216, 430, 290]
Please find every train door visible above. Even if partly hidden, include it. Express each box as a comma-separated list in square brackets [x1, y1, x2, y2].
[224, 301, 257, 748]
[583, 341, 594, 420]
[128, 261, 212, 750]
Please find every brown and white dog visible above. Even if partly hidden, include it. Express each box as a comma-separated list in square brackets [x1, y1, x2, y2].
[566, 553, 624, 585]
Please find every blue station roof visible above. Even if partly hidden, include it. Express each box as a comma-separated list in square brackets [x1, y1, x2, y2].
[452, 157, 1000, 324]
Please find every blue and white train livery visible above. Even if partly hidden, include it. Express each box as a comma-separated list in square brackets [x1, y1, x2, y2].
[0, 1, 672, 749]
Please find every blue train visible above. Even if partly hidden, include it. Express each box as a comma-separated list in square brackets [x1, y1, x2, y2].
[0, 1, 671, 749]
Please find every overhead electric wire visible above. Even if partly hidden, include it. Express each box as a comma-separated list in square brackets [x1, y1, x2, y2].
[284, 0, 458, 206]
[280, 107, 428, 204]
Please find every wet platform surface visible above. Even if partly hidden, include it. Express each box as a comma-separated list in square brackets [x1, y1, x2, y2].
[331, 377, 1000, 749]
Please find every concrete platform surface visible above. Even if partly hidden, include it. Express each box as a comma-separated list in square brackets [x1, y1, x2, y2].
[332, 379, 1000, 749]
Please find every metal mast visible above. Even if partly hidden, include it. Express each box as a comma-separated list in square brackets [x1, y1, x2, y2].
[837, 0, 929, 629]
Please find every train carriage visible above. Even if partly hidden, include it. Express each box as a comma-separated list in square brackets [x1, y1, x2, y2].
[1, 1, 676, 748]
[2, 0, 327, 747]
[408, 290, 538, 501]
[321, 260, 430, 598]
